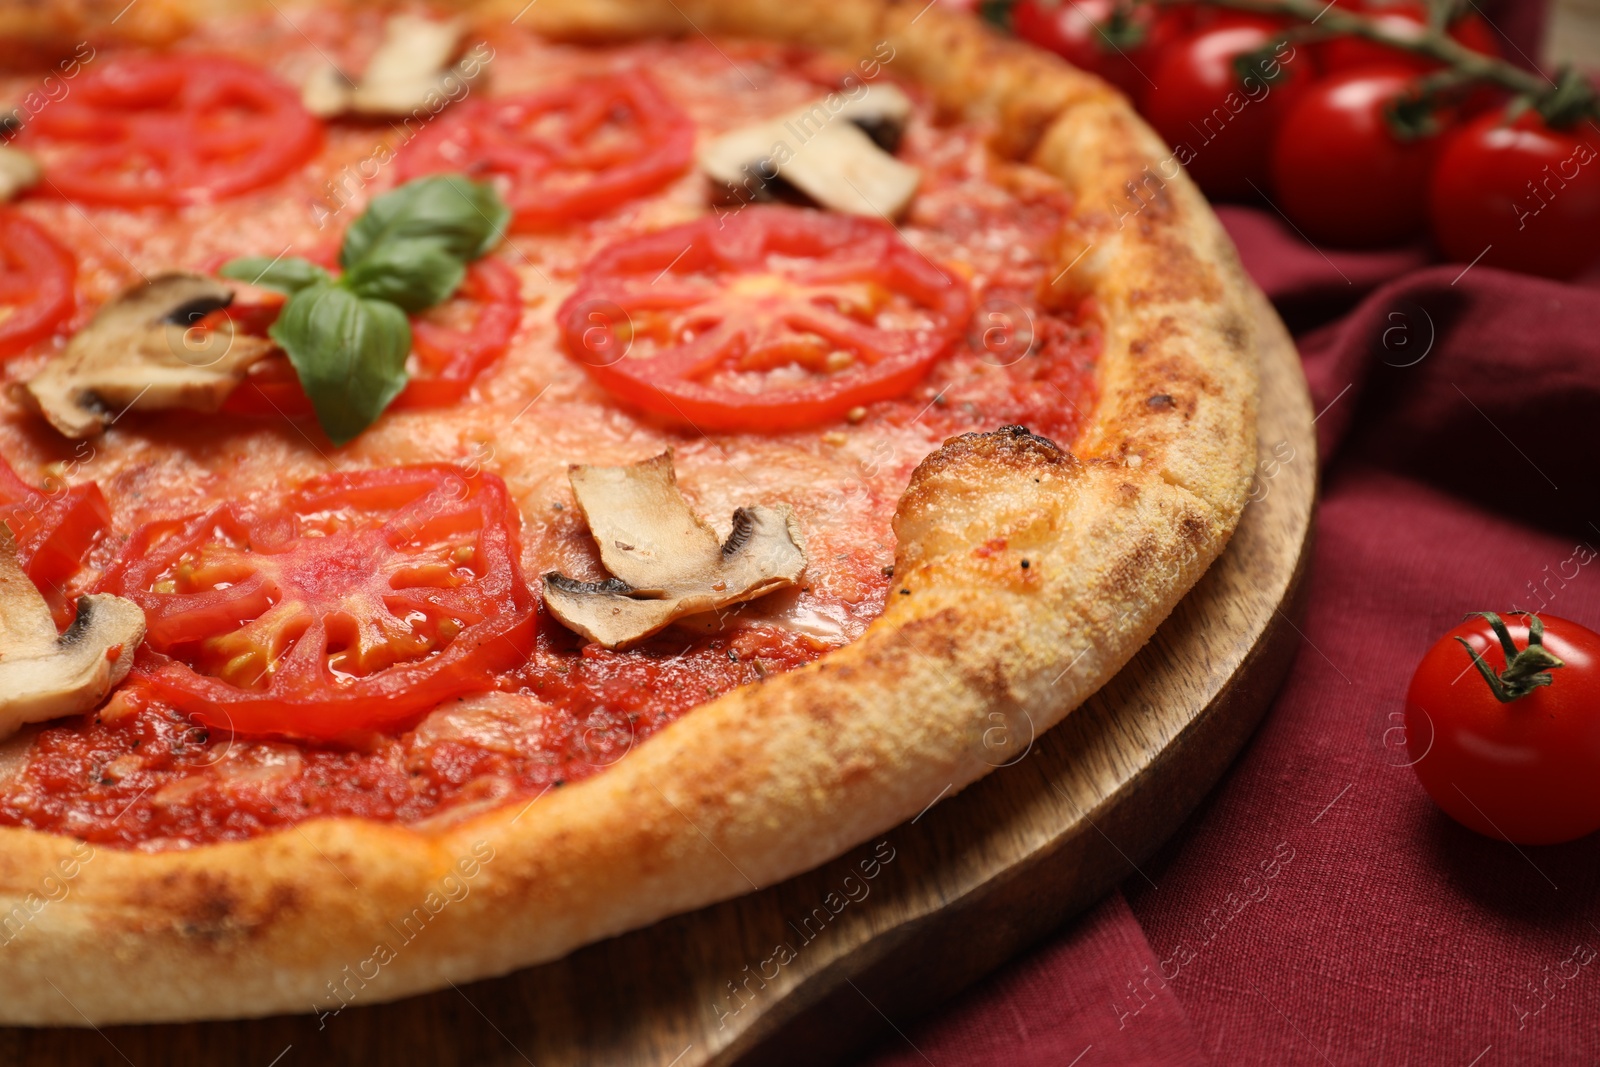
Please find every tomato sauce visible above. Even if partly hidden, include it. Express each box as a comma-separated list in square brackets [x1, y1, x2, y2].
[2, 621, 826, 848]
[0, 12, 1099, 847]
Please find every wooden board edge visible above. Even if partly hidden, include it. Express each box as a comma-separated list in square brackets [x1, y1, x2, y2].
[714, 287, 1316, 1066]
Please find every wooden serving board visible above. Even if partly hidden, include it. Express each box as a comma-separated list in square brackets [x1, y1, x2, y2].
[3, 287, 1314, 1067]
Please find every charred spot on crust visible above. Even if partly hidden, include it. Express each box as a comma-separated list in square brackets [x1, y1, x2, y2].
[138, 869, 301, 946]
[176, 876, 302, 940]
[993, 424, 1057, 448]
[1133, 228, 1226, 307]
[1146, 393, 1174, 410]
[904, 423, 1076, 487]
[875, 607, 964, 664]
[1221, 314, 1248, 351]
[180, 887, 241, 941]
[1105, 532, 1161, 599]
[1178, 512, 1211, 549]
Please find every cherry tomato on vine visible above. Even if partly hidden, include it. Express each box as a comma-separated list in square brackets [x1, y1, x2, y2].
[18, 55, 322, 207]
[1319, 0, 1500, 76]
[1406, 613, 1600, 845]
[1269, 66, 1439, 246]
[1141, 16, 1317, 201]
[557, 205, 972, 433]
[98, 465, 536, 740]
[1429, 109, 1600, 279]
[1011, 0, 1191, 97]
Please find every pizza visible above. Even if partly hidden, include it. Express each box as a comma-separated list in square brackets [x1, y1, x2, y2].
[0, 0, 1258, 1024]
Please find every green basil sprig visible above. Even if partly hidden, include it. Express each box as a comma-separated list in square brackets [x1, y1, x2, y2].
[220, 174, 511, 445]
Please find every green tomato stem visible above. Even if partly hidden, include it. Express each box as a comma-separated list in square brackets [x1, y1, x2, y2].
[1150, 0, 1596, 124]
[1454, 611, 1565, 704]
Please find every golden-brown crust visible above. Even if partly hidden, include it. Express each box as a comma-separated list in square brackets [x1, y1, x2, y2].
[0, 0, 1258, 1023]
[0, 0, 195, 68]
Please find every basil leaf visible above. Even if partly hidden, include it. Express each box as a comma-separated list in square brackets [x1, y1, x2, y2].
[222, 173, 509, 446]
[218, 256, 331, 296]
[339, 174, 509, 271]
[340, 240, 466, 314]
[269, 283, 411, 446]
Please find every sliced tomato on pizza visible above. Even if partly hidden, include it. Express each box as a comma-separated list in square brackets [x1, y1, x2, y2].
[0, 208, 76, 358]
[0, 455, 110, 628]
[397, 71, 694, 229]
[560, 205, 973, 432]
[16, 54, 322, 206]
[97, 465, 535, 740]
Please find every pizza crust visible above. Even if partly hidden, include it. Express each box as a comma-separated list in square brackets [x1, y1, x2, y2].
[0, 0, 1257, 1023]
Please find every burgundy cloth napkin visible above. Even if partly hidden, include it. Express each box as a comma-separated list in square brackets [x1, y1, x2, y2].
[859, 4, 1600, 1064]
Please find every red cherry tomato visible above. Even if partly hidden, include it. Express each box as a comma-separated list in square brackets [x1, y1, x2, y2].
[1429, 109, 1600, 279]
[1320, 0, 1500, 75]
[1141, 17, 1316, 201]
[0, 209, 76, 358]
[557, 205, 973, 434]
[0, 455, 111, 629]
[1186, 9, 1290, 31]
[397, 72, 694, 230]
[18, 55, 322, 207]
[1452, 10, 1498, 51]
[1011, 0, 1191, 97]
[98, 465, 536, 740]
[1406, 613, 1600, 845]
[220, 258, 522, 418]
[1269, 66, 1438, 246]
